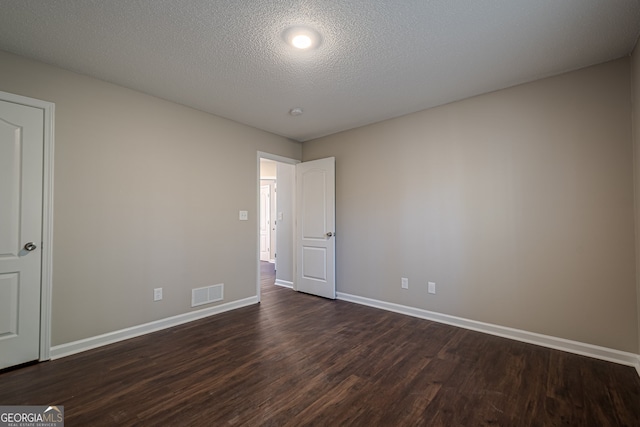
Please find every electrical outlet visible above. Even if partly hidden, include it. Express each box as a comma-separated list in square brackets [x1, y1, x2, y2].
[401, 277, 409, 289]
[428, 282, 436, 294]
[239, 210, 248, 221]
[154, 288, 163, 301]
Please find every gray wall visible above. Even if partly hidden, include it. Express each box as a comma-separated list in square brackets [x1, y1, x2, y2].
[303, 58, 637, 353]
[0, 50, 301, 346]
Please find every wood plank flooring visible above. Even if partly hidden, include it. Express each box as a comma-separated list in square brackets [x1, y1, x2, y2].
[1, 262, 638, 425]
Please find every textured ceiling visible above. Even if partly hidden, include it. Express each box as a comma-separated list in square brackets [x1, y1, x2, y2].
[0, 1, 639, 142]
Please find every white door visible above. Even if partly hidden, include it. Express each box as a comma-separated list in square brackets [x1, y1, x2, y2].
[296, 157, 335, 299]
[259, 184, 271, 261]
[0, 99, 44, 370]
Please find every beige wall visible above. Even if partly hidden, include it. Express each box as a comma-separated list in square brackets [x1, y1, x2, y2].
[260, 159, 277, 178]
[633, 43, 640, 355]
[0, 50, 301, 346]
[304, 58, 638, 352]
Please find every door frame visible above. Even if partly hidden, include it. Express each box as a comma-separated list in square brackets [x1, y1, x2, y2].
[0, 91, 54, 362]
[256, 152, 299, 302]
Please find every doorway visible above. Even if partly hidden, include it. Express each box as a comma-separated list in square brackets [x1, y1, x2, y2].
[257, 153, 298, 300]
[256, 152, 336, 301]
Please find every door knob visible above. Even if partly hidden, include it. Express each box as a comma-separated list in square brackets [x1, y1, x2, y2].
[24, 242, 37, 251]
[325, 232, 333, 237]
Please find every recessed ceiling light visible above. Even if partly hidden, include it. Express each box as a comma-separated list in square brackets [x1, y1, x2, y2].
[289, 107, 303, 116]
[283, 26, 321, 50]
[291, 34, 312, 49]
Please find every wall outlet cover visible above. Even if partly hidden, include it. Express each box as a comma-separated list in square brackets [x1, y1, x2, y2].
[401, 278, 409, 289]
[428, 282, 436, 294]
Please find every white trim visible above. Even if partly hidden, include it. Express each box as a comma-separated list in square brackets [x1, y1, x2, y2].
[40, 99, 54, 362]
[51, 296, 258, 360]
[274, 279, 294, 289]
[257, 151, 300, 166]
[337, 292, 640, 372]
[256, 152, 300, 302]
[0, 91, 55, 363]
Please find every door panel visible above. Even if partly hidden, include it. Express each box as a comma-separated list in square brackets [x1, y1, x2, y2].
[296, 157, 335, 299]
[0, 119, 21, 256]
[302, 247, 326, 280]
[0, 273, 19, 338]
[0, 100, 44, 370]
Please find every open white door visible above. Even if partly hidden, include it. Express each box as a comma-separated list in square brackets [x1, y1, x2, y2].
[296, 157, 335, 299]
[0, 99, 44, 369]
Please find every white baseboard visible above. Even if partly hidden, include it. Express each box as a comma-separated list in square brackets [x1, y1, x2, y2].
[337, 292, 640, 374]
[274, 279, 294, 289]
[48, 291, 640, 378]
[50, 296, 259, 360]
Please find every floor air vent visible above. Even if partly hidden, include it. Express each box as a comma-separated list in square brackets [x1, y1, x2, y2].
[191, 283, 224, 307]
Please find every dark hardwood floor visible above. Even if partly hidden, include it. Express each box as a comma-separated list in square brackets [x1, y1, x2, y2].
[1, 262, 639, 426]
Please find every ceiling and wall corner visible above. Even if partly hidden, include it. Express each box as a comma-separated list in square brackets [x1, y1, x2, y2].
[0, 1, 638, 141]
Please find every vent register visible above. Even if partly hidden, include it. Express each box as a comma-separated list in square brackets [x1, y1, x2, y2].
[191, 284, 224, 307]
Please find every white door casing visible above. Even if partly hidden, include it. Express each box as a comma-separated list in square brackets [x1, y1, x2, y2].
[296, 157, 336, 299]
[260, 184, 271, 261]
[0, 97, 50, 369]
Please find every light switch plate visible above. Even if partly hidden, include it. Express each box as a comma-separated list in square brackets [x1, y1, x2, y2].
[239, 210, 248, 220]
[428, 282, 436, 294]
